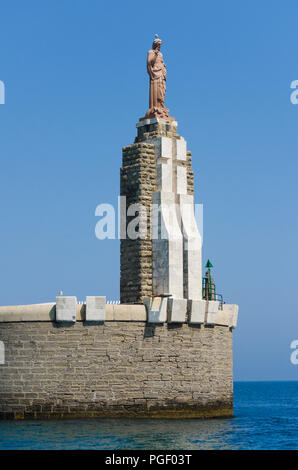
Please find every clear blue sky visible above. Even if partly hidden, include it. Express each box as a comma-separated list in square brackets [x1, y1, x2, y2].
[0, 0, 297, 381]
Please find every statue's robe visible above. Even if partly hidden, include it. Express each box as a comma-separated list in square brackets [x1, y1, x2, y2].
[147, 49, 167, 111]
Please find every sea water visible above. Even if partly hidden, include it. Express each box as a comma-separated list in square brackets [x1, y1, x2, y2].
[0, 382, 297, 450]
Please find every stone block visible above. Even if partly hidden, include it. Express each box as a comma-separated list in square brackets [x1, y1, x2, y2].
[129, 305, 147, 321]
[230, 305, 239, 329]
[136, 118, 178, 128]
[0, 303, 56, 322]
[155, 137, 172, 159]
[136, 117, 159, 127]
[206, 301, 219, 325]
[222, 304, 239, 329]
[175, 138, 187, 161]
[56, 296, 77, 322]
[144, 297, 168, 323]
[167, 298, 187, 323]
[179, 194, 202, 300]
[156, 159, 172, 192]
[152, 191, 184, 298]
[176, 165, 187, 194]
[188, 299, 206, 324]
[0, 341, 4, 365]
[85, 296, 106, 322]
[109, 304, 146, 321]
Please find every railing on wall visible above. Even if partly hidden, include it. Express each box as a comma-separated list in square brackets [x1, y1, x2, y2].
[78, 300, 121, 305]
[202, 259, 224, 309]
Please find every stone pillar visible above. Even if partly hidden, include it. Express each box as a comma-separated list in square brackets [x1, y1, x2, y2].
[120, 143, 156, 304]
[120, 118, 200, 305]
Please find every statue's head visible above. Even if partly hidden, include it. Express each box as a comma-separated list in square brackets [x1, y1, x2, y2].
[152, 34, 162, 50]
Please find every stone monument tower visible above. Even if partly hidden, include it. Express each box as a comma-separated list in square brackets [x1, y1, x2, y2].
[0, 35, 239, 420]
[120, 35, 205, 322]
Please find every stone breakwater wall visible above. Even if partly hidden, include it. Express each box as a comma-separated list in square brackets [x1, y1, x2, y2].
[0, 303, 234, 419]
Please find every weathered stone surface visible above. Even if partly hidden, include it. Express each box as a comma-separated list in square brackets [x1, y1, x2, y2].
[167, 298, 187, 323]
[175, 164, 187, 195]
[0, 341, 4, 365]
[154, 137, 173, 159]
[0, 302, 236, 327]
[206, 301, 220, 325]
[0, 303, 56, 322]
[85, 296, 106, 322]
[222, 304, 239, 329]
[186, 151, 194, 196]
[120, 142, 156, 304]
[120, 120, 195, 304]
[175, 137, 187, 161]
[56, 297, 76, 322]
[179, 194, 202, 300]
[156, 157, 172, 192]
[144, 297, 168, 323]
[135, 119, 179, 143]
[188, 300, 206, 324]
[152, 191, 184, 298]
[0, 321, 233, 419]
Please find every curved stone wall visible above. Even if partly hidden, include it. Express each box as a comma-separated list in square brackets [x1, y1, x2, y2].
[0, 318, 233, 419]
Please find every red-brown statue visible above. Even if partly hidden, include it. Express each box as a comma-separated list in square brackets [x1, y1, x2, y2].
[141, 35, 174, 121]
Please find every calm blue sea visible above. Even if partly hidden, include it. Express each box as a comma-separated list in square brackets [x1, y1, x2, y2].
[0, 382, 297, 450]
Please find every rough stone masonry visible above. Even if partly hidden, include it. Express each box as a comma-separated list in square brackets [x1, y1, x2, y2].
[0, 316, 233, 419]
[0, 300, 237, 419]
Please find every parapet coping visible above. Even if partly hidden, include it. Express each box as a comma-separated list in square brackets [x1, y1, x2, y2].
[0, 302, 235, 327]
[136, 118, 178, 128]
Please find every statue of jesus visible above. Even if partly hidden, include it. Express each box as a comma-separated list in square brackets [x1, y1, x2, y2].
[141, 35, 174, 121]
